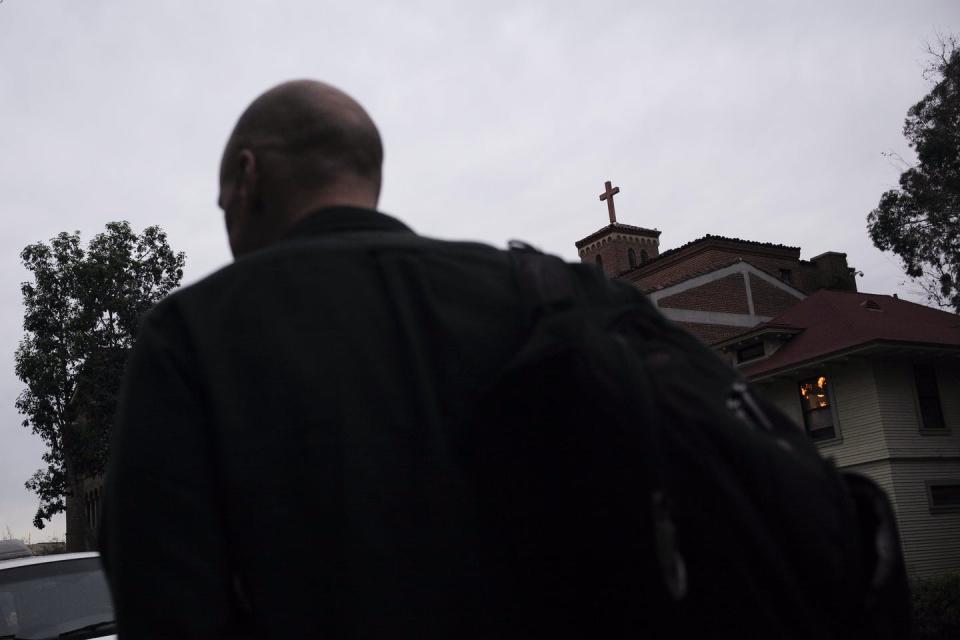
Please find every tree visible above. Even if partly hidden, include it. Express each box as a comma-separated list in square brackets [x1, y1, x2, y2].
[15, 222, 184, 549]
[867, 37, 960, 311]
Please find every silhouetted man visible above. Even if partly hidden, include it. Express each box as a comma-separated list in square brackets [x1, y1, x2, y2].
[102, 80, 559, 638]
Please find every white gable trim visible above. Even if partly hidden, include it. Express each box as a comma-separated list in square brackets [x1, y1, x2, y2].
[647, 260, 806, 303]
[647, 261, 746, 302]
[744, 272, 756, 316]
[646, 261, 804, 329]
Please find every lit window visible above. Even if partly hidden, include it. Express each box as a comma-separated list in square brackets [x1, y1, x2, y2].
[798, 375, 836, 441]
[914, 364, 945, 429]
[628, 248, 637, 269]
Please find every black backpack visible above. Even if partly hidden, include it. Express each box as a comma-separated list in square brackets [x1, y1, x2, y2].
[466, 244, 911, 638]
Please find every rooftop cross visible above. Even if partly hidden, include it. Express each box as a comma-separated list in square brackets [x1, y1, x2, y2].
[599, 180, 620, 224]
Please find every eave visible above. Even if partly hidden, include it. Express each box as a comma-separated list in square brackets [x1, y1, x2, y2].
[747, 340, 960, 382]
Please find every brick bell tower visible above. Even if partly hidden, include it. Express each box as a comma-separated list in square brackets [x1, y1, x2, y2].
[575, 180, 661, 277]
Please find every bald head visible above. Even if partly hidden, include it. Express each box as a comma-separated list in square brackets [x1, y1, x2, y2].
[218, 80, 384, 257]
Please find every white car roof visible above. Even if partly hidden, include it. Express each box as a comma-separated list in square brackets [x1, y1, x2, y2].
[0, 551, 100, 570]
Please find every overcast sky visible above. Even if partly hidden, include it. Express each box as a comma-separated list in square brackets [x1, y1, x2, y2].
[1, 0, 957, 540]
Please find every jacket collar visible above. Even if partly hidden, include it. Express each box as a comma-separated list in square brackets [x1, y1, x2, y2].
[280, 206, 413, 241]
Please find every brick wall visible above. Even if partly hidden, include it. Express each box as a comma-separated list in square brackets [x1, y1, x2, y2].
[797, 253, 857, 292]
[750, 276, 803, 317]
[659, 274, 749, 314]
[580, 236, 658, 277]
[676, 322, 748, 345]
[577, 228, 660, 278]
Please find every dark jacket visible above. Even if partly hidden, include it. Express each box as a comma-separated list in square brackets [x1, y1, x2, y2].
[101, 207, 551, 638]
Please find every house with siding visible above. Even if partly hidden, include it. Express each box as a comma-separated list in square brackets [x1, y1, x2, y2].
[715, 290, 960, 578]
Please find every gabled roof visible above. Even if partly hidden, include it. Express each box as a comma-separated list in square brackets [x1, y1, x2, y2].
[733, 291, 960, 378]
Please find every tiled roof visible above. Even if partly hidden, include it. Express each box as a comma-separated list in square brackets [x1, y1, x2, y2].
[735, 291, 960, 378]
[574, 223, 661, 248]
[635, 234, 800, 270]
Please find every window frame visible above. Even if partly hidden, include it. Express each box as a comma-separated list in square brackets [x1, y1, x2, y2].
[925, 480, 960, 514]
[912, 363, 948, 434]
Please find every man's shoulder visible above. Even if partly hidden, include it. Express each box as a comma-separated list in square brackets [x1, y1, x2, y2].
[205, 230, 512, 283]
[148, 231, 520, 319]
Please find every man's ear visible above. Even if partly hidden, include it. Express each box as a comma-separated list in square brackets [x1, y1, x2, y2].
[236, 149, 260, 212]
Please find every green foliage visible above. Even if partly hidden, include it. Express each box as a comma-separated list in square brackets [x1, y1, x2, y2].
[15, 221, 185, 528]
[867, 38, 960, 311]
[911, 571, 960, 640]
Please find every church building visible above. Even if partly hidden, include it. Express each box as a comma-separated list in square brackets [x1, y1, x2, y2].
[576, 180, 858, 345]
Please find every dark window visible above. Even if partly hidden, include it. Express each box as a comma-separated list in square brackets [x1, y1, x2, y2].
[914, 364, 945, 429]
[628, 248, 637, 269]
[928, 483, 960, 513]
[737, 343, 765, 363]
[779, 268, 792, 284]
[640, 249, 649, 264]
[799, 375, 836, 441]
[85, 487, 102, 531]
[595, 254, 603, 269]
